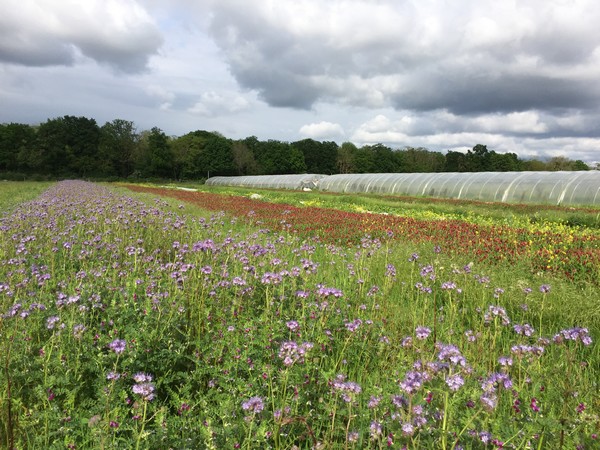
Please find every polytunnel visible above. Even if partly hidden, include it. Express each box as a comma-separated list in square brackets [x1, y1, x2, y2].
[317, 172, 600, 206]
[205, 174, 328, 190]
[205, 172, 600, 206]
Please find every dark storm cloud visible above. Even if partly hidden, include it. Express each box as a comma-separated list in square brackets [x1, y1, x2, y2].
[206, 0, 600, 115]
[393, 73, 600, 115]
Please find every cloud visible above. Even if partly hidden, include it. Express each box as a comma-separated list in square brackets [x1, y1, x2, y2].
[144, 85, 175, 110]
[0, 0, 163, 72]
[205, 0, 600, 114]
[188, 91, 251, 116]
[299, 121, 345, 140]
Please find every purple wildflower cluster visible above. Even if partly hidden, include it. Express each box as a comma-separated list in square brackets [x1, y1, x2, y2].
[242, 396, 265, 414]
[331, 374, 362, 403]
[553, 327, 593, 346]
[278, 340, 314, 367]
[132, 372, 155, 401]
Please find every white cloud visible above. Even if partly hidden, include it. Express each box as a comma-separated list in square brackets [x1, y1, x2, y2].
[144, 85, 175, 110]
[299, 121, 345, 140]
[188, 91, 251, 116]
[471, 112, 548, 134]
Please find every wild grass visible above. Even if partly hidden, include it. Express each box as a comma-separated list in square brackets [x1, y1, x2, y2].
[0, 181, 54, 212]
[1, 181, 598, 449]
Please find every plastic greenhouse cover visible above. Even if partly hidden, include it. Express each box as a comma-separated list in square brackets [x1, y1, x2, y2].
[206, 172, 600, 206]
[205, 174, 328, 190]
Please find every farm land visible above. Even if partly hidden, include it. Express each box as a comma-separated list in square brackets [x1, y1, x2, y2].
[1, 180, 599, 449]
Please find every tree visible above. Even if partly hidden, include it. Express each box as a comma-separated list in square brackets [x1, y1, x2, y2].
[444, 151, 468, 172]
[572, 160, 590, 171]
[36, 116, 100, 177]
[98, 119, 138, 178]
[0, 123, 36, 173]
[401, 147, 445, 172]
[232, 141, 259, 175]
[171, 130, 234, 179]
[251, 139, 306, 175]
[135, 127, 173, 178]
[465, 144, 492, 171]
[292, 139, 338, 174]
[353, 145, 376, 173]
[489, 152, 522, 171]
[369, 144, 400, 173]
[337, 142, 356, 174]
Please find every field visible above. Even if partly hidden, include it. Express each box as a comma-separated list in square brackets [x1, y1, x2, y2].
[1, 180, 599, 449]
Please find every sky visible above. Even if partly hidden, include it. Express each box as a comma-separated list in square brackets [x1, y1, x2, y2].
[1, 0, 600, 163]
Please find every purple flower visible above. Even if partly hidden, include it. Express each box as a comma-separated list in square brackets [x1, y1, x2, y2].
[242, 396, 264, 414]
[370, 421, 382, 439]
[108, 339, 126, 354]
[399, 371, 426, 395]
[484, 305, 511, 326]
[402, 422, 415, 436]
[345, 319, 362, 332]
[446, 374, 465, 391]
[368, 395, 381, 408]
[539, 284, 551, 294]
[415, 326, 431, 340]
[513, 323, 535, 337]
[480, 392, 498, 411]
[286, 320, 300, 332]
[498, 356, 513, 367]
[133, 372, 153, 383]
[106, 371, 120, 381]
[278, 341, 313, 367]
[132, 382, 155, 401]
[437, 343, 467, 367]
[332, 374, 362, 402]
[441, 281, 457, 290]
[46, 316, 60, 329]
[553, 327, 592, 346]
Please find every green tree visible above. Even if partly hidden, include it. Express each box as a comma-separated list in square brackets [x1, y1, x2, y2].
[98, 119, 138, 178]
[444, 151, 468, 172]
[353, 145, 376, 173]
[135, 127, 173, 178]
[572, 160, 590, 171]
[369, 144, 400, 173]
[465, 144, 492, 171]
[171, 130, 234, 179]
[401, 147, 445, 172]
[232, 141, 259, 175]
[0, 123, 36, 174]
[36, 116, 100, 177]
[489, 152, 522, 171]
[337, 142, 356, 174]
[292, 139, 338, 174]
[252, 139, 306, 174]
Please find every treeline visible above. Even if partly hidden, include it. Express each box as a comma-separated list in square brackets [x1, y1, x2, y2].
[0, 116, 592, 181]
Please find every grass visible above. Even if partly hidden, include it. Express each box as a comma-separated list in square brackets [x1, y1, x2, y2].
[1, 180, 599, 449]
[0, 181, 54, 212]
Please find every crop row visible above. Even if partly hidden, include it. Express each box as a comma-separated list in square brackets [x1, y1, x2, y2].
[126, 185, 600, 283]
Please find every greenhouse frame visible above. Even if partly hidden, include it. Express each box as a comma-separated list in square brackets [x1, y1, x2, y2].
[206, 171, 600, 206]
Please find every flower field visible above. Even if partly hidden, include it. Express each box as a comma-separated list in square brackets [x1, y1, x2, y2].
[1, 181, 599, 449]
[126, 185, 600, 284]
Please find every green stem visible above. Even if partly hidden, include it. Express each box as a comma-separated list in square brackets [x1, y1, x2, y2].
[135, 401, 148, 450]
